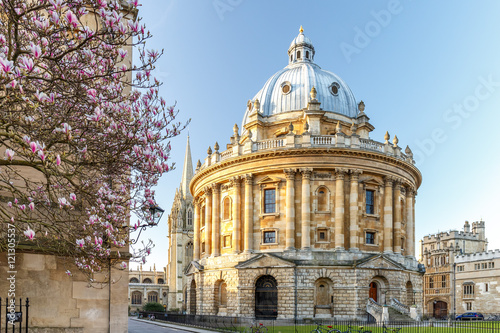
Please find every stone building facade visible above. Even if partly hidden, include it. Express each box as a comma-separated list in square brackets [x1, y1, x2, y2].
[128, 264, 168, 312]
[455, 250, 500, 315]
[420, 221, 487, 318]
[185, 28, 424, 320]
[165, 137, 195, 311]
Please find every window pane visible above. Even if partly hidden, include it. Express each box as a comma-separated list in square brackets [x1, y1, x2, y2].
[366, 232, 375, 244]
[264, 231, 276, 243]
[264, 189, 276, 213]
[366, 190, 375, 214]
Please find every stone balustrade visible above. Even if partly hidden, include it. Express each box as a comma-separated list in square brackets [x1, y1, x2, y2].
[390, 297, 410, 316]
[202, 134, 413, 171]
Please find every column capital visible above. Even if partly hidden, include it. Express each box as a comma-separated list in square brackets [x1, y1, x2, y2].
[384, 175, 396, 186]
[284, 168, 297, 180]
[229, 176, 242, 188]
[300, 168, 313, 179]
[203, 186, 212, 195]
[244, 173, 253, 184]
[211, 182, 220, 193]
[349, 169, 362, 180]
[335, 168, 348, 180]
[405, 185, 417, 197]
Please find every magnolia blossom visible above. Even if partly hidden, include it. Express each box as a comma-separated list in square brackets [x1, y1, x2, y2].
[69, 193, 76, 201]
[119, 261, 127, 269]
[24, 227, 35, 240]
[5, 149, 14, 160]
[76, 239, 85, 248]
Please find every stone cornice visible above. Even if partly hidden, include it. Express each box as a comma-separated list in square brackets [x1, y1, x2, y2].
[191, 148, 422, 196]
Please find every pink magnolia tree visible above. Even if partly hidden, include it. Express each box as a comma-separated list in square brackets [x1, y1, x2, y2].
[0, 0, 185, 280]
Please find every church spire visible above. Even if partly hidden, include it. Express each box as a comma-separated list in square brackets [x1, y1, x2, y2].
[180, 135, 194, 199]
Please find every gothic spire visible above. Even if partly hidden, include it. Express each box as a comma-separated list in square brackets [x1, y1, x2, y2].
[180, 135, 194, 199]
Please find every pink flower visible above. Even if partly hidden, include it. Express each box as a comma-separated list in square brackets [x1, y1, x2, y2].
[19, 204, 26, 211]
[5, 149, 14, 160]
[118, 49, 128, 58]
[76, 239, 85, 248]
[38, 150, 46, 161]
[65, 10, 78, 28]
[69, 193, 76, 201]
[119, 261, 127, 269]
[58, 197, 68, 207]
[29, 202, 35, 211]
[7, 202, 12, 208]
[24, 227, 35, 240]
[0, 57, 14, 73]
[66, 270, 72, 276]
[56, 154, 61, 166]
[29, 42, 42, 59]
[30, 141, 37, 153]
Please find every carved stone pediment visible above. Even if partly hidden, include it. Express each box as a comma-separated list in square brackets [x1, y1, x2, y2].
[235, 253, 296, 269]
[184, 260, 204, 275]
[257, 176, 283, 185]
[355, 254, 405, 270]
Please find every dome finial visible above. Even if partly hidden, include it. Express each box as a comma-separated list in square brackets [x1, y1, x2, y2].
[299, 25, 304, 33]
[310, 86, 317, 100]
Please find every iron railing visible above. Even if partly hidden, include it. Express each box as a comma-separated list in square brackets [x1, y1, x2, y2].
[138, 313, 500, 332]
[0, 298, 29, 333]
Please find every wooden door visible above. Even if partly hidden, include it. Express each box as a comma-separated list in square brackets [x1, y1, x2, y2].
[369, 282, 378, 302]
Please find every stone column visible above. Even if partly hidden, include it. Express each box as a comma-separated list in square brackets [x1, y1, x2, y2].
[231, 177, 242, 253]
[194, 200, 201, 260]
[406, 187, 415, 257]
[211, 183, 220, 256]
[383, 177, 394, 253]
[204, 186, 212, 257]
[243, 174, 253, 253]
[349, 169, 362, 250]
[334, 168, 347, 250]
[393, 180, 402, 254]
[300, 168, 312, 250]
[284, 169, 296, 250]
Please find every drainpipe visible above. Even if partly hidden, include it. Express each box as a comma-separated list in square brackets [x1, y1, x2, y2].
[453, 263, 456, 317]
[108, 258, 111, 333]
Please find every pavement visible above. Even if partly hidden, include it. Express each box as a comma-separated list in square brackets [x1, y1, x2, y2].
[130, 317, 218, 333]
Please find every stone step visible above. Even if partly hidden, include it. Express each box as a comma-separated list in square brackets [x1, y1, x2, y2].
[388, 307, 414, 322]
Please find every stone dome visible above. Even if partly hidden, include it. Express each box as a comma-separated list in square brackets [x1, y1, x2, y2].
[242, 27, 358, 129]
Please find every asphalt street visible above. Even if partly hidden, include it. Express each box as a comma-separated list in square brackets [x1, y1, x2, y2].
[128, 318, 187, 333]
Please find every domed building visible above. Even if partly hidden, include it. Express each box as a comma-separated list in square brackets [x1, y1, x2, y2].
[185, 27, 423, 320]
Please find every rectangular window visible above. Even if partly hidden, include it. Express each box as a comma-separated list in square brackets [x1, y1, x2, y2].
[201, 242, 205, 253]
[485, 283, 489, 292]
[319, 231, 326, 240]
[457, 265, 464, 272]
[464, 284, 474, 296]
[263, 230, 276, 244]
[441, 275, 446, 288]
[264, 189, 276, 213]
[366, 232, 375, 245]
[317, 228, 328, 242]
[429, 277, 434, 289]
[366, 190, 375, 214]
[223, 235, 231, 248]
[466, 302, 472, 311]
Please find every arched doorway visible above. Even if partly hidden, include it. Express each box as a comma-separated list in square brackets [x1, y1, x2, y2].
[189, 280, 197, 314]
[255, 275, 278, 319]
[433, 301, 448, 319]
[406, 281, 414, 306]
[369, 282, 378, 302]
[314, 278, 334, 317]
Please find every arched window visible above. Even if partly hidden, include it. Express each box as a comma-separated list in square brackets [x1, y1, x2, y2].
[220, 282, 228, 307]
[306, 51, 310, 59]
[143, 278, 152, 284]
[131, 291, 142, 305]
[185, 241, 193, 265]
[201, 205, 206, 227]
[223, 197, 231, 220]
[187, 209, 193, 226]
[129, 277, 139, 283]
[157, 278, 165, 284]
[148, 291, 158, 303]
[318, 188, 327, 211]
[297, 50, 301, 59]
[290, 54, 293, 62]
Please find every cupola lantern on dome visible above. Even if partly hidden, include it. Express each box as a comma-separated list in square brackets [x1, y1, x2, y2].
[241, 27, 359, 132]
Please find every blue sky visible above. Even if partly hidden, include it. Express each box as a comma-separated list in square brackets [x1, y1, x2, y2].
[131, 0, 500, 270]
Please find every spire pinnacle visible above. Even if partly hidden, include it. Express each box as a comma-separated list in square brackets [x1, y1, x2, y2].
[180, 136, 194, 199]
[299, 25, 304, 33]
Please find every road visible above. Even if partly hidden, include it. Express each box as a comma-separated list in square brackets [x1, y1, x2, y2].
[128, 318, 188, 333]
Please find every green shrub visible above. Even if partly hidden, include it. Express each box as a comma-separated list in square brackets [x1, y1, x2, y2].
[142, 302, 165, 312]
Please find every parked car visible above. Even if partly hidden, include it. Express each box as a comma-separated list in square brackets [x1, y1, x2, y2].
[456, 312, 484, 321]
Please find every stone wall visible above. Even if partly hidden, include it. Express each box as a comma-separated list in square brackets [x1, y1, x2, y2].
[0, 252, 128, 333]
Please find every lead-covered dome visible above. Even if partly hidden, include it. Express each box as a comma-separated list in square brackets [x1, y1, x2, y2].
[242, 27, 358, 129]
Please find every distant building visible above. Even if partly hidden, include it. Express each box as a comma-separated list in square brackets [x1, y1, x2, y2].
[128, 264, 168, 312]
[455, 250, 500, 315]
[165, 136, 194, 312]
[420, 221, 487, 318]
